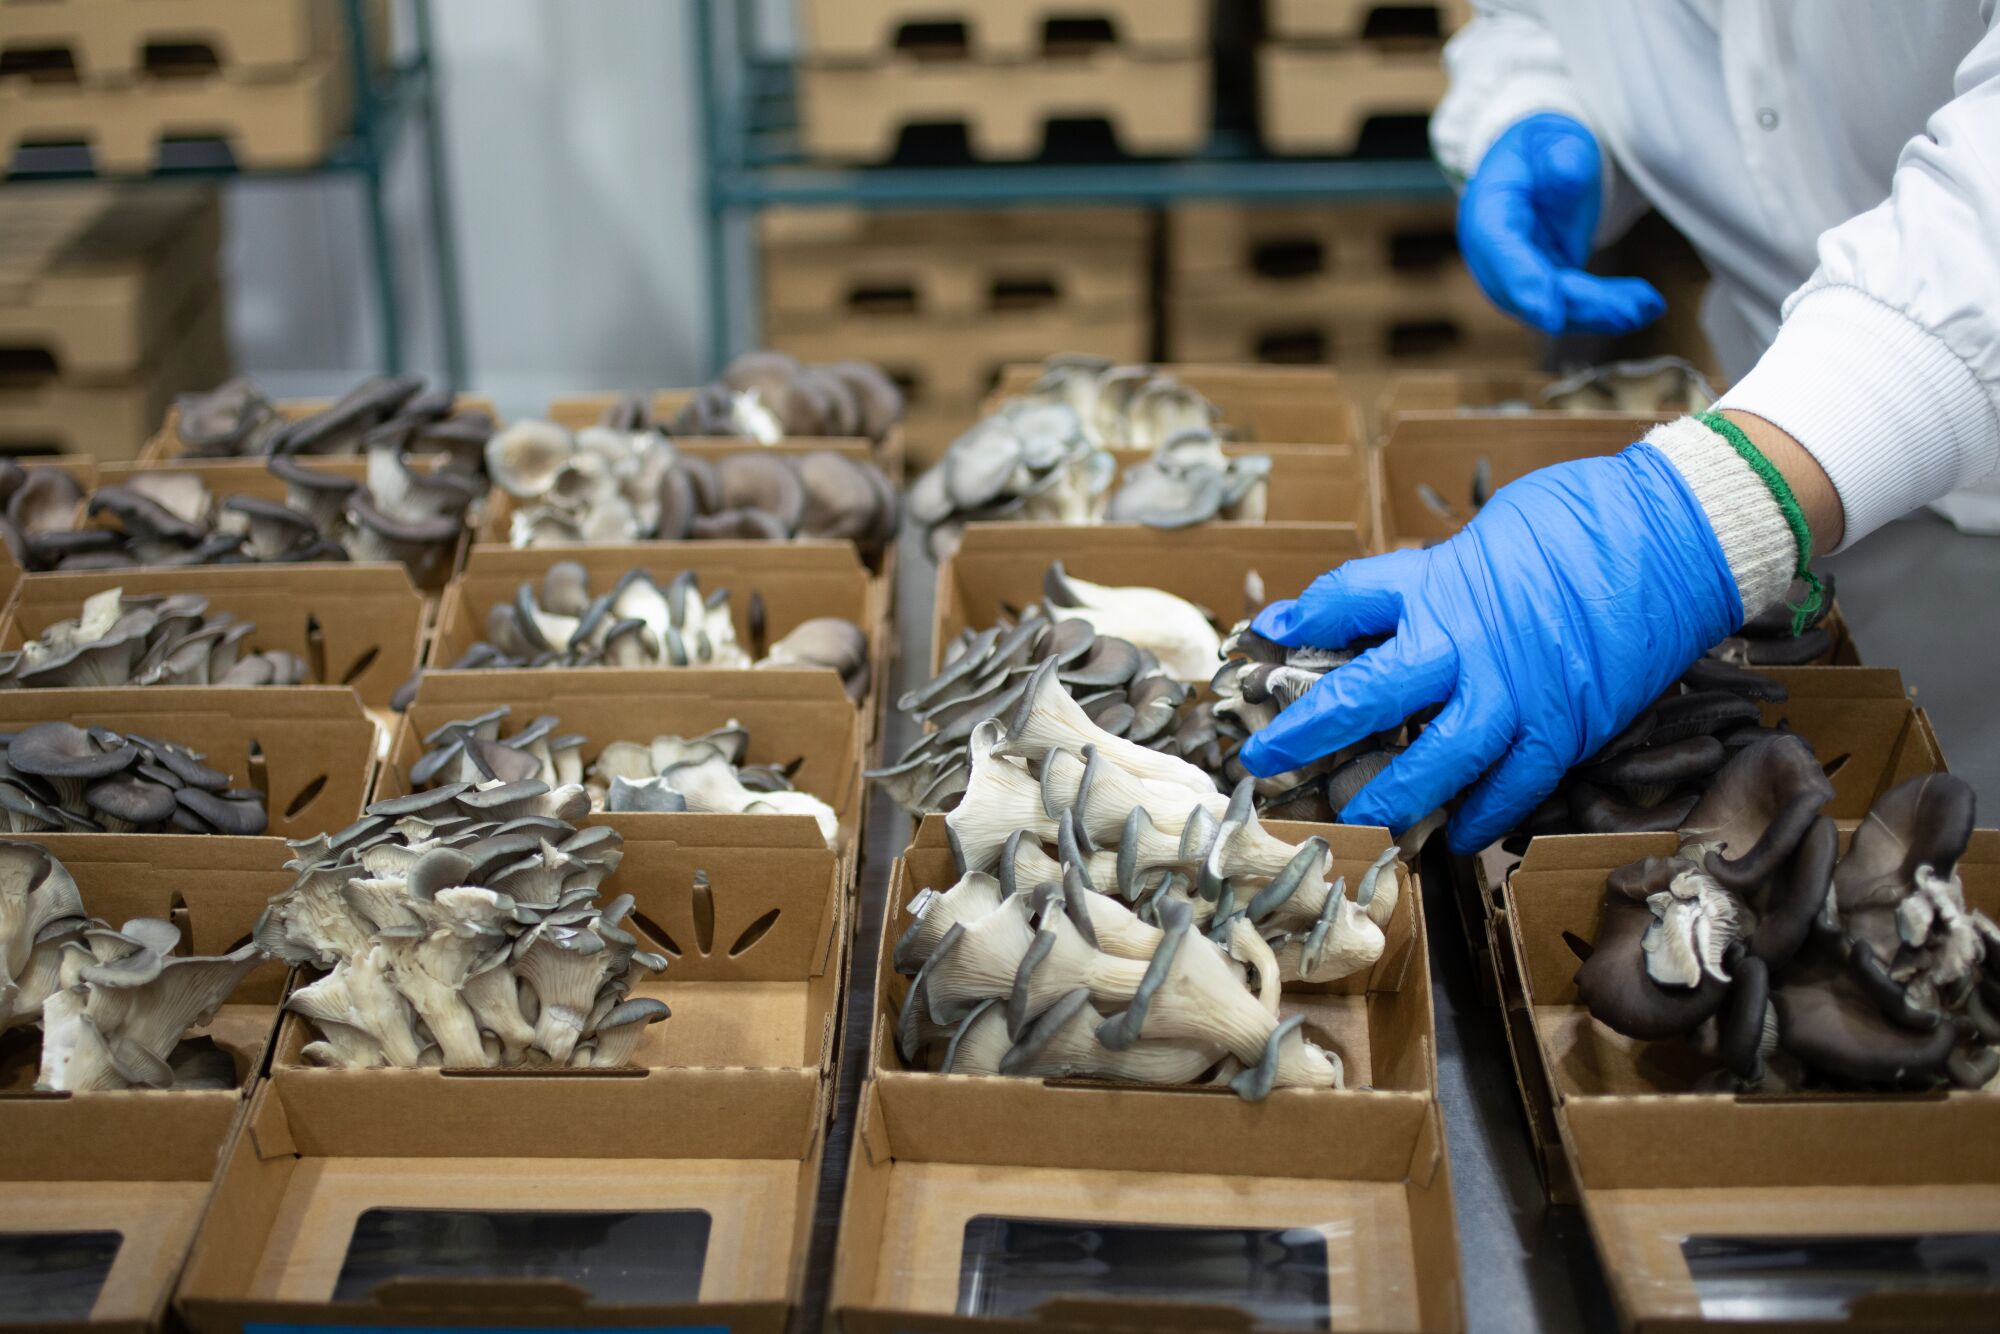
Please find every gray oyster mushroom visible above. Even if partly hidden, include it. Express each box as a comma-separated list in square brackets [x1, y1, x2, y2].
[15, 453, 476, 581]
[0, 841, 86, 1031]
[260, 786, 669, 1069]
[912, 358, 1271, 556]
[37, 916, 261, 1091]
[407, 707, 837, 848]
[174, 374, 494, 472]
[488, 419, 897, 561]
[894, 802, 1393, 1099]
[0, 587, 307, 691]
[395, 565, 874, 709]
[0, 723, 263, 836]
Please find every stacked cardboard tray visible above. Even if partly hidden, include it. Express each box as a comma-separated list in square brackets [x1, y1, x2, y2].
[0, 184, 227, 458]
[795, 0, 1210, 162]
[1259, 0, 1470, 156]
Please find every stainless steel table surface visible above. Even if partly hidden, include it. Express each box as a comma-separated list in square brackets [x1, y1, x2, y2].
[795, 511, 2000, 1333]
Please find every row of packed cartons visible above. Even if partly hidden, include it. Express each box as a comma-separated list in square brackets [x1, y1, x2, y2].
[788, 0, 1471, 162]
[1, 360, 1992, 1331]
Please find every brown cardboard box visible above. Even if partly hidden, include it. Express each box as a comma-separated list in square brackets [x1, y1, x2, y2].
[932, 522, 1368, 675]
[0, 287, 230, 459]
[266, 818, 847, 1080]
[760, 205, 1149, 249]
[97, 458, 474, 592]
[0, 54, 350, 172]
[1376, 368, 1557, 425]
[140, 392, 500, 468]
[383, 668, 866, 872]
[0, 184, 218, 380]
[175, 1063, 830, 1333]
[1268, 0, 1471, 42]
[799, 0, 1208, 61]
[762, 224, 1146, 327]
[797, 50, 1210, 162]
[1168, 200, 1462, 296]
[990, 362, 1366, 449]
[1259, 43, 1447, 156]
[0, 0, 353, 83]
[0, 563, 426, 711]
[0, 686, 375, 840]
[1503, 830, 2000, 1328]
[1167, 273, 1536, 373]
[425, 541, 888, 716]
[0, 832, 298, 1332]
[837, 818, 1459, 1331]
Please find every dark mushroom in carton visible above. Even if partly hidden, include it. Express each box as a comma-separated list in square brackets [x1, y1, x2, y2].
[260, 786, 669, 1069]
[606, 351, 905, 448]
[408, 706, 837, 847]
[0, 723, 266, 836]
[1568, 754, 1996, 1092]
[172, 374, 495, 469]
[893, 692, 1404, 1101]
[0, 841, 260, 1090]
[393, 562, 870, 709]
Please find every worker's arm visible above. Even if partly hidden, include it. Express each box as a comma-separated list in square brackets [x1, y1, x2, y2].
[1432, 3, 1658, 334]
[1714, 14, 2000, 551]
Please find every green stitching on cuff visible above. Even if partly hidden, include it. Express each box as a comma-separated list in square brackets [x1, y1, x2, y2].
[1695, 411, 1826, 636]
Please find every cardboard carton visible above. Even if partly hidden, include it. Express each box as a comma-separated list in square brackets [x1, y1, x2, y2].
[384, 669, 866, 876]
[797, 50, 1209, 162]
[990, 361, 1366, 449]
[0, 563, 426, 712]
[0, 833, 298, 1332]
[1259, 43, 1447, 157]
[96, 459, 474, 592]
[0, 0, 357, 83]
[799, 0, 1208, 61]
[140, 392, 499, 469]
[0, 687, 375, 841]
[265, 810, 847, 1080]
[1503, 830, 2000, 1328]
[175, 1063, 830, 1333]
[542, 389, 902, 475]
[425, 540, 887, 712]
[837, 818, 1459, 1331]
[1168, 200, 1462, 295]
[1268, 0, 1470, 43]
[931, 522, 1367, 675]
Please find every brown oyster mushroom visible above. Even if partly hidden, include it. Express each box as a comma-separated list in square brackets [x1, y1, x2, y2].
[1772, 956, 1960, 1086]
[174, 378, 279, 456]
[795, 450, 880, 541]
[1677, 735, 1833, 892]
[824, 360, 904, 442]
[8, 468, 83, 537]
[267, 454, 361, 534]
[1567, 780, 1700, 835]
[714, 453, 805, 533]
[1747, 814, 1837, 968]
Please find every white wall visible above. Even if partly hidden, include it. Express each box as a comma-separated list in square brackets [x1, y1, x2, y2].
[221, 0, 711, 420]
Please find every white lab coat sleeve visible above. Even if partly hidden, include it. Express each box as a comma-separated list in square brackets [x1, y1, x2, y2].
[1717, 15, 2000, 550]
[1428, 1, 1644, 241]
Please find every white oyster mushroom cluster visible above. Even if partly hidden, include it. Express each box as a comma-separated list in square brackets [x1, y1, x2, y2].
[409, 709, 839, 849]
[2, 841, 260, 1090]
[260, 784, 668, 1068]
[894, 661, 1403, 1101]
[486, 422, 897, 559]
[908, 356, 1272, 556]
[1041, 562, 1220, 681]
[0, 588, 307, 690]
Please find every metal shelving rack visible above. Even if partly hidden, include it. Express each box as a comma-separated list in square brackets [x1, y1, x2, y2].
[692, 0, 1454, 375]
[1, 0, 466, 383]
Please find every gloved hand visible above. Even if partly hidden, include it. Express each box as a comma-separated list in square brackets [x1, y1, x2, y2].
[1237, 443, 1742, 853]
[1459, 112, 1666, 335]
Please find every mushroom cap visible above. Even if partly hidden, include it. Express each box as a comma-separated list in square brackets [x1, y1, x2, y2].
[175, 787, 268, 835]
[346, 489, 465, 546]
[8, 468, 84, 536]
[486, 421, 575, 498]
[1573, 894, 1730, 1040]
[714, 454, 805, 534]
[86, 485, 207, 548]
[794, 451, 879, 541]
[1679, 734, 1833, 889]
[1833, 773, 1977, 912]
[267, 452, 363, 496]
[84, 775, 178, 827]
[8, 722, 140, 782]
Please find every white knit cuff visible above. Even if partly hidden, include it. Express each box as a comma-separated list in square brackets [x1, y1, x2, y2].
[1646, 416, 1799, 624]
[1718, 285, 2000, 551]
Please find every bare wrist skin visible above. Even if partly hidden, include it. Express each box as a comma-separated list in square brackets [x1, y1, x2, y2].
[1718, 409, 1845, 551]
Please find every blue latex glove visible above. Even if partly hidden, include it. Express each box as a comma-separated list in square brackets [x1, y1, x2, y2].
[1459, 112, 1666, 335]
[1238, 443, 1742, 854]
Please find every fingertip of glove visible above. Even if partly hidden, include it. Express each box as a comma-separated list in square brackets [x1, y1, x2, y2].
[1250, 600, 1302, 644]
[1235, 734, 1287, 779]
